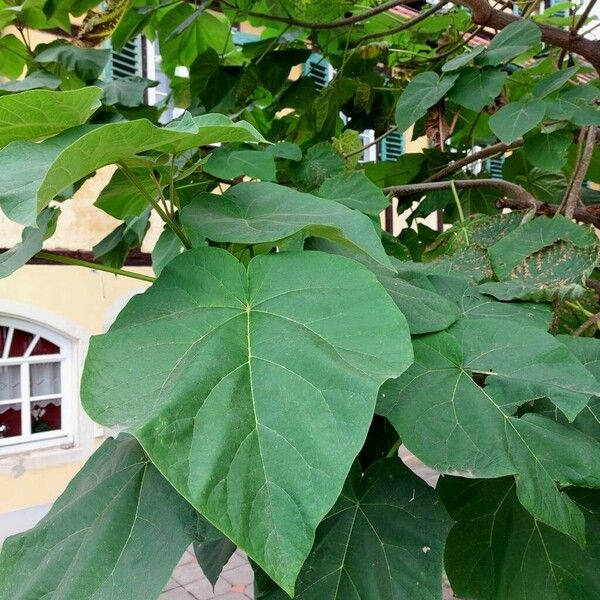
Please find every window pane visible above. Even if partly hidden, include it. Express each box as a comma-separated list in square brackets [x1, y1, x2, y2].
[0, 404, 22, 438]
[8, 329, 34, 358]
[30, 337, 60, 356]
[30, 363, 61, 396]
[31, 400, 61, 433]
[0, 365, 21, 400]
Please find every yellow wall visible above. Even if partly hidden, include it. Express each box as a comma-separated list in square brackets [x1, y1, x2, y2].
[0, 266, 151, 513]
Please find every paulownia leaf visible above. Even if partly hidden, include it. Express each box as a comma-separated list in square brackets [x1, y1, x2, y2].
[523, 129, 572, 170]
[395, 71, 458, 132]
[377, 317, 600, 542]
[448, 67, 507, 111]
[180, 181, 393, 268]
[263, 459, 452, 600]
[94, 167, 158, 219]
[0, 70, 61, 92]
[203, 146, 277, 181]
[476, 20, 542, 66]
[81, 248, 413, 594]
[480, 215, 599, 301]
[371, 259, 460, 334]
[316, 171, 389, 217]
[532, 66, 578, 98]
[152, 226, 184, 277]
[489, 100, 546, 144]
[0, 113, 265, 225]
[439, 476, 600, 600]
[0, 434, 200, 600]
[441, 44, 485, 72]
[99, 75, 158, 107]
[0, 87, 102, 149]
[34, 41, 110, 81]
[193, 537, 236, 588]
[0, 207, 59, 279]
[402, 272, 552, 329]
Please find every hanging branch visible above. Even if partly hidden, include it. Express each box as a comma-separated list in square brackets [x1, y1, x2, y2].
[559, 126, 596, 219]
[357, 0, 451, 43]
[343, 126, 399, 159]
[424, 139, 524, 182]
[218, 0, 411, 30]
[498, 197, 600, 227]
[574, 311, 600, 336]
[384, 178, 538, 208]
[455, 0, 600, 70]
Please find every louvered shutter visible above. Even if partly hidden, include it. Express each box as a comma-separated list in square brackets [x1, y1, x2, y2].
[106, 37, 143, 80]
[379, 130, 404, 161]
[304, 53, 333, 90]
[486, 155, 505, 179]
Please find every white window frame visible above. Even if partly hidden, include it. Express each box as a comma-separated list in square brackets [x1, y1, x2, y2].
[0, 317, 76, 457]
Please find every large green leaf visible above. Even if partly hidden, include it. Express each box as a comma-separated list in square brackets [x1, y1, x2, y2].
[94, 167, 157, 219]
[439, 477, 600, 600]
[371, 259, 460, 334]
[394, 71, 458, 132]
[448, 67, 507, 111]
[476, 20, 542, 66]
[0, 434, 199, 600]
[263, 459, 452, 600]
[99, 76, 158, 107]
[0, 69, 61, 92]
[316, 171, 389, 217]
[479, 215, 599, 301]
[0, 87, 102, 149]
[203, 146, 277, 181]
[489, 100, 546, 144]
[0, 113, 265, 225]
[523, 129, 572, 170]
[81, 248, 412, 594]
[180, 182, 393, 268]
[377, 317, 600, 542]
[532, 66, 578, 98]
[0, 207, 58, 279]
[34, 41, 110, 81]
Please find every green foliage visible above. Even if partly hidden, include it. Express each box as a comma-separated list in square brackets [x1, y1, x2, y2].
[1, 2, 600, 598]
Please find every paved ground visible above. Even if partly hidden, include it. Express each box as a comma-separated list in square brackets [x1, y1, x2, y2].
[160, 447, 456, 599]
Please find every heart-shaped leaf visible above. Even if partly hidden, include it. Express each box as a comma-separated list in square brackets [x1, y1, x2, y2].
[377, 317, 600, 542]
[440, 476, 600, 600]
[81, 248, 413, 594]
[0, 87, 102, 148]
[263, 459, 452, 599]
[489, 100, 546, 144]
[0, 113, 265, 225]
[0, 434, 200, 600]
[180, 181, 393, 268]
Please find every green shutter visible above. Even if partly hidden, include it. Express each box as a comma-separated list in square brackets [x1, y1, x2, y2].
[379, 130, 404, 161]
[106, 37, 143, 81]
[304, 53, 332, 90]
[486, 155, 505, 179]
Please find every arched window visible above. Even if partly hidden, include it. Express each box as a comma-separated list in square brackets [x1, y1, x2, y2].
[0, 318, 74, 453]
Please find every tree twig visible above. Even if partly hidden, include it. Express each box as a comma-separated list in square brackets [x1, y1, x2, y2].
[424, 139, 524, 182]
[219, 0, 410, 30]
[498, 197, 600, 227]
[343, 126, 399, 159]
[384, 178, 538, 208]
[455, 0, 600, 70]
[574, 311, 600, 336]
[557, 0, 597, 66]
[560, 126, 596, 219]
[35, 252, 156, 283]
[357, 0, 451, 43]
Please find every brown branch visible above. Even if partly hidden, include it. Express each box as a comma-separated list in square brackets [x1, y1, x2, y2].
[357, 0, 451, 43]
[557, 0, 597, 65]
[424, 139, 524, 183]
[384, 178, 537, 208]
[18, 249, 153, 266]
[574, 311, 600, 335]
[497, 197, 600, 227]
[562, 126, 596, 218]
[220, 0, 410, 30]
[455, 0, 600, 70]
